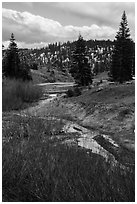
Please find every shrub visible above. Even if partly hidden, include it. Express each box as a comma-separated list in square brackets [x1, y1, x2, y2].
[66, 88, 74, 97]
[2, 78, 43, 111]
[30, 62, 38, 70]
[66, 86, 81, 97]
[74, 86, 82, 96]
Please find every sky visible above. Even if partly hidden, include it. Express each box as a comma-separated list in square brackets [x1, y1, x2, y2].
[2, 2, 135, 49]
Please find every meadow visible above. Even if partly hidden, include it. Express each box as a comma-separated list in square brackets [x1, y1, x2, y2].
[2, 75, 135, 202]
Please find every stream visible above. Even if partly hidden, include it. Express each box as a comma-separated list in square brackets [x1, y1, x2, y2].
[62, 121, 121, 167]
[11, 89, 131, 169]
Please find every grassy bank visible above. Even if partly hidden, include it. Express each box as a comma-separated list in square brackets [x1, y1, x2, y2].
[2, 114, 135, 202]
[2, 78, 43, 111]
[61, 83, 135, 150]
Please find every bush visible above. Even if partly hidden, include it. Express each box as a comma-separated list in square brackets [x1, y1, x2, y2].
[66, 86, 81, 97]
[66, 88, 74, 97]
[30, 63, 38, 70]
[2, 78, 43, 111]
[74, 86, 82, 96]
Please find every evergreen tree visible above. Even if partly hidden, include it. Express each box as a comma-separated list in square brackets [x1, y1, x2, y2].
[2, 33, 32, 80]
[3, 33, 21, 78]
[94, 62, 99, 75]
[70, 34, 93, 86]
[2, 44, 5, 58]
[110, 11, 134, 82]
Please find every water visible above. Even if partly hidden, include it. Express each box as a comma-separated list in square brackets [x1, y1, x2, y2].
[78, 136, 113, 161]
[63, 122, 118, 163]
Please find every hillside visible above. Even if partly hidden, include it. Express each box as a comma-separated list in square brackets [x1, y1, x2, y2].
[62, 83, 135, 148]
[31, 66, 74, 84]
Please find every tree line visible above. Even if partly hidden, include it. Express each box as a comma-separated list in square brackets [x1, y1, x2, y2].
[2, 11, 135, 85]
[70, 11, 134, 85]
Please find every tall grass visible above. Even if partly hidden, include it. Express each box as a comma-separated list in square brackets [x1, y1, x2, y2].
[2, 80, 135, 202]
[2, 115, 135, 202]
[2, 78, 43, 111]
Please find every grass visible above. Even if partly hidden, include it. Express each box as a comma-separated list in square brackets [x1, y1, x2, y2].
[93, 71, 109, 82]
[2, 114, 135, 202]
[2, 78, 43, 111]
[2, 76, 135, 201]
[94, 135, 135, 165]
[70, 83, 135, 105]
[57, 83, 135, 163]
[31, 66, 74, 84]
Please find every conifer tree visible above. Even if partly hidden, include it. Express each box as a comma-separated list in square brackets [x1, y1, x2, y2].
[3, 33, 21, 78]
[2, 44, 5, 58]
[110, 11, 134, 82]
[2, 33, 32, 80]
[70, 34, 93, 86]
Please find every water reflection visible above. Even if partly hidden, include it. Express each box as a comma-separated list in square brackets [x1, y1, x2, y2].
[63, 122, 118, 163]
[78, 136, 115, 162]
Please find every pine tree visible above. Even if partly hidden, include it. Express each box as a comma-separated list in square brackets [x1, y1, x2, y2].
[2, 33, 21, 78]
[2, 33, 32, 80]
[2, 44, 5, 58]
[70, 34, 93, 86]
[110, 11, 134, 83]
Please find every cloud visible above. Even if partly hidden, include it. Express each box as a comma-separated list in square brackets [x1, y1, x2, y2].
[2, 8, 63, 43]
[2, 40, 48, 49]
[56, 2, 135, 27]
[2, 7, 118, 48]
[55, 2, 135, 39]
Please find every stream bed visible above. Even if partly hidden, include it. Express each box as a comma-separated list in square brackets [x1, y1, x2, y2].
[7, 91, 134, 169]
[62, 121, 129, 169]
